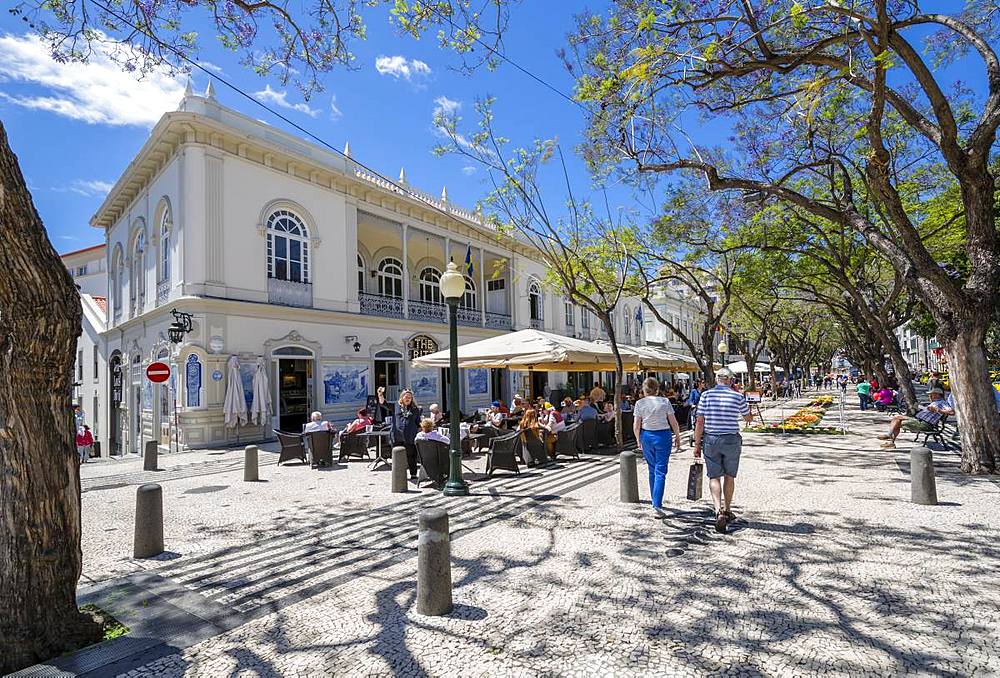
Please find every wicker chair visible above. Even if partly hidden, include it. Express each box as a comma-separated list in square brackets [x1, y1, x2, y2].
[486, 431, 521, 477]
[520, 430, 549, 467]
[305, 430, 334, 468]
[415, 439, 450, 488]
[274, 430, 307, 465]
[339, 431, 372, 462]
[555, 424, 581, 459]
[578, 418, 598, 453]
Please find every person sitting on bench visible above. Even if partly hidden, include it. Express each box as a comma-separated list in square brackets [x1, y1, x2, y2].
[879, 391, 954, 449]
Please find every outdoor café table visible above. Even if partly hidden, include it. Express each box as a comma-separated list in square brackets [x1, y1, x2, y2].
[361, 429, 392, 470]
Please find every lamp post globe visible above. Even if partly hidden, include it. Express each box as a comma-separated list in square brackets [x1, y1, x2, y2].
[717, 341, 728, 356]
[440, 261, 470, 496]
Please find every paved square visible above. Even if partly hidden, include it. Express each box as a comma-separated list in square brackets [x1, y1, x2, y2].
[78, 395, 1000, 676]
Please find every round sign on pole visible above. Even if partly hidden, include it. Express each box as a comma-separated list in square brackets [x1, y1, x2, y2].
[146, 362, 171, 383]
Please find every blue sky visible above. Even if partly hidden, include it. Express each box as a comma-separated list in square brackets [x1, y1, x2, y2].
[0, 1, 988, 255]
[0, 2, 613, 254]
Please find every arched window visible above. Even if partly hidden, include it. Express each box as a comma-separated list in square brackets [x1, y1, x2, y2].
[357, 254, 366, 293]
[378, 257, 403, 298]
[266, 209, 310, 283]
[111, 245, 124, 317]
[158, 206, 171, 283]
[130, 230, 145, 313]
[419, 267, 442, 304]
[461, 276, 477, 309]
[528, 280, 542, 320]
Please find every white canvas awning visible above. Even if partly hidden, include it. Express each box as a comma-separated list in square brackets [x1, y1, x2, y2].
[726, 360, 783, 374]
[410, 329, 699, 372]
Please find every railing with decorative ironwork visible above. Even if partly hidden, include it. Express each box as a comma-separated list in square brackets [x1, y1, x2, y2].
[268, 278, 313, 308]
[360, 292, 404, 319]
[529, 318, 544, 330]
[156, 279, 171, 305]
[456, 306, 482, 327]
[408, 299, 447, 324]
[485, 312, 513, 330]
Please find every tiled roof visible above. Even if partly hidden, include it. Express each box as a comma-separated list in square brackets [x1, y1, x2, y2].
[92, 296, 108, 315]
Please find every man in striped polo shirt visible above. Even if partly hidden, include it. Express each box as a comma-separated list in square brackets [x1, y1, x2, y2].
[694, 368, 753, 533]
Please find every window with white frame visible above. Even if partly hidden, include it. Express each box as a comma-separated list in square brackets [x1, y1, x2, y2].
[112, 246, 124, 316]
[528, 280, 542, 320]
[581, 308, 591, 329]
[378, 257, 404, 298]
[266, 209, 310, 283]
[419, 267, 442, 304]
[624, 306, 632, 338]
[462, 276, 478, 309]
[158, 206, 170, 283]
[564, 301, 575, 327]
[357, 254, 365, 293]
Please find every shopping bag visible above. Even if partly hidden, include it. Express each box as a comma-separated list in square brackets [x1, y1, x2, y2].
[686, 462, 704, 501]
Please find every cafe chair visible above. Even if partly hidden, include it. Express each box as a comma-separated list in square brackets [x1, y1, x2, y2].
[339, 431, 372, 462]
[485, 431, 521, 478]
[274, 430, 308, 466]
[305, 430, 334, 468]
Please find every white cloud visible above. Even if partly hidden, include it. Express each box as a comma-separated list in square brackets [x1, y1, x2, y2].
[461, 165, 478, 176]
[253, 84, 319, 117]
[52, 179, 115, 197]
[196, 60, 225, 75]
[0, 33, 185, 126]
[433, 95, 461, 117]
[375, 55, 432, 81]
[329, 94, 342, 121]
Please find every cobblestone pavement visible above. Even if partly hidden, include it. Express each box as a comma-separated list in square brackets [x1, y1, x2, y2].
[81, 392, 1000, 676]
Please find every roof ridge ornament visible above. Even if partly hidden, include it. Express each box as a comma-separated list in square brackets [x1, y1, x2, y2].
[205, 79, 217, 101]
[343, 141, 351, 158]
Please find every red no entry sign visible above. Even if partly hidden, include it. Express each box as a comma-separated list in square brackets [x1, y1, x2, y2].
[146, 362, 171, 383]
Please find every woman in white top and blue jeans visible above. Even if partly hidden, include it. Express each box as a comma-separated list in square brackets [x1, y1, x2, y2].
[632, 377, 682, 510]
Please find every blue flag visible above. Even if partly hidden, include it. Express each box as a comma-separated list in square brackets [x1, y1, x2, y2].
[465, 245, 474, 276]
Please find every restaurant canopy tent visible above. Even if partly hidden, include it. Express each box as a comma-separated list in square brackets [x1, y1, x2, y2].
[410, 329, 699, 372]
[726, 360, 783, 374]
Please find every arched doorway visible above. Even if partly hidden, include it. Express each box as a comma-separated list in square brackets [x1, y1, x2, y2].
[374, 349, 404, 403]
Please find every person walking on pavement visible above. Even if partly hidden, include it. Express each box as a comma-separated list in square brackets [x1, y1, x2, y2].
[632, 377, 682, 513]
[856, 377, 872, 411]
[693, 368, 754, 534]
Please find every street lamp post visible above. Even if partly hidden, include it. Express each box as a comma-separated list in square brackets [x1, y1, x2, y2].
[439, 261, 470, 497]
[717, 339, 728, 372]
[167, 309, 193, 456]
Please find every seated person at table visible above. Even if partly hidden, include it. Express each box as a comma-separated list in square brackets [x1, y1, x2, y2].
[873, 386, 895, 411]
[540, 403, 564, 455]
[879, 391, 954, 449]
[518, 408, 546, 460]
[598, 401, 616, 422]
[621, 396, 633, 412]
[485, 401, 506, 428]
[341, 408, 372, 436]
[428, 403, 444, 425]
[561, 397, 577, 416]
[303, 411, 332, 433]
[510, 395, 526, 417]
[577, 398, 599, 421]
[415, 418, 450, 444]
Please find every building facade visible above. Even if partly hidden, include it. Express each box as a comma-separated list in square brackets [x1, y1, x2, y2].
[85, 87, 645, 455]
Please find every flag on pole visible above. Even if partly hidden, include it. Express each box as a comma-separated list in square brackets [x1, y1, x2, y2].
[464, 244, 474, 276]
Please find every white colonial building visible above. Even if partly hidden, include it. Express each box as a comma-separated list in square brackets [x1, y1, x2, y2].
[83, 86, 646, 455]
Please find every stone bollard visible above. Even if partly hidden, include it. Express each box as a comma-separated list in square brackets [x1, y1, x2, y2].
[133, 483, 164, 558]
[417, 508, 452, 616]
[619, 450, 640, 503]
[391, 446, 408, 493]
[244, 445, 259, 482]
[143, 440, 159, 471]
[911, 446, 938, 505]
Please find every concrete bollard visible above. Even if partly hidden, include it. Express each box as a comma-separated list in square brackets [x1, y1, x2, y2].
[391, 446, 408, 493]
[911, 446, 938, 505]
[143, 440, 159, 471]
[244, 445, 259, 482]
[133, 483, 164, 558]
[619, 450, 639, 503]
[417, 508, 452, 616]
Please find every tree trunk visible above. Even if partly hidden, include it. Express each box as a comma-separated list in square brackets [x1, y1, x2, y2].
[883, 341, 918, 415]
[742, 350, 756, 390]
[604, 317, 625, 450]
[0, 121, 101, 673]
[944, 333, 1000, 475]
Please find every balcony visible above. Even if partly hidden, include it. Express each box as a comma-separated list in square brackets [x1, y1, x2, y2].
[268, 278, 313, 308]
[457, 307, 482, 327]
[408, 299, 447, 324]
[529, 318, 544, 330]
[486, 312, 513, 330]
[156, 279, 171, 305]
[360, 292, 404, 319]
